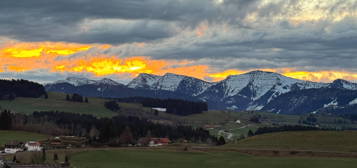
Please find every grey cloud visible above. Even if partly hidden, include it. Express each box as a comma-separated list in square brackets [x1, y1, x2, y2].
[1, 0, 357, 74]
[0, 0, 261, 43]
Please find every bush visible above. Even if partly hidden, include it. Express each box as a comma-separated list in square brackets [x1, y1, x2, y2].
[104, 101, 120, 111]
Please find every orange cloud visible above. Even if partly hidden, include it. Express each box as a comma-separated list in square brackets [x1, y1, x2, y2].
[1, 41, 92, 58]
[283, 71, 357, 82]
[209, 69, 247, 81]
[208, 68, 357, 83]
[1, 41, 356, 83]
[53, 56, 209, 79]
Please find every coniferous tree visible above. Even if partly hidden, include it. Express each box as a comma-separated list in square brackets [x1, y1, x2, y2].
[119, 126, 134, 145]
[42, 148, 46, 162]
[0, 110, 12, 130]
[247, 130, 255, 137]
[217, 136, 226, 146]
[104, 101, 120, 111]
[53, 153, 58, 161]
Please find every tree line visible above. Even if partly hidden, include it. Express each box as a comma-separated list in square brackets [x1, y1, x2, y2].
[0, 79, 46, 100]
[117, 97, 208, 116]
[66, 93, 88, 103]
[253, 125, 323, 136]
[0, 110, 218, 146]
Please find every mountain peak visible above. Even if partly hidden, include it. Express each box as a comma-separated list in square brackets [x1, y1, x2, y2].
[58, 77, 96, 86]
[332, 79, 350, 84]
[330, 79, 357, 90]
[138, 73, 161, 78]
[98, 78, 121, 85]
[163, 73, 184, 77]
[127, 73, 161, 89]
[245, 70, 275, 75]
[54, 76, 121, 86]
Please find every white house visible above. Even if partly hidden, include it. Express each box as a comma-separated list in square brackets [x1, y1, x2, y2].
[25, 141, 43, 152]
[0, 158, 5, 167]
[151, 107, 167, 112]
[4, 141, 24, 154]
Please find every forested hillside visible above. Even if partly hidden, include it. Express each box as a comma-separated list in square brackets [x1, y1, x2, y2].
[0, 79, 46, 100]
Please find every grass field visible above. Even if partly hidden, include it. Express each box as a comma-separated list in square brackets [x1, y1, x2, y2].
[0, 130, 49, 147]
[70, 149, 357, 168]
[1, 92, 356, 140]
[0, 92, 116, 117]
[228, 131, 357, 152]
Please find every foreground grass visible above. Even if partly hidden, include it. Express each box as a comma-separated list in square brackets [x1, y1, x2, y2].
[70, 149, 357, 168]
[0, 130, 49, 147]
[228, 131, 357, 152]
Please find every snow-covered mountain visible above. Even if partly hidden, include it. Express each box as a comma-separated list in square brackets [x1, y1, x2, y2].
[127, 73, 212, 96]
[198, 71, 328, 110]
[45, 71, 357, 114]
[219, 71, 325, 99]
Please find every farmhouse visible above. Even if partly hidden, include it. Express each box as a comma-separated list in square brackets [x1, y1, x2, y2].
[4, 141, 24, 154]
[137, 137, 171, 147]
[149, 138, 171, 147]
[25, 141, 43, 152]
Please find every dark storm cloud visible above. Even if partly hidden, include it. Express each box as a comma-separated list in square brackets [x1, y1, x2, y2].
[0, 0, 258, 44]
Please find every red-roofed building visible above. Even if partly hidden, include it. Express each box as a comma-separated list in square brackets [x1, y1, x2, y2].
[149, 138, 171, 147]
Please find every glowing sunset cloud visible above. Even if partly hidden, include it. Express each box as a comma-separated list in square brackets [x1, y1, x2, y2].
[53, 56, 209, 78]
[209, 69, 247, 81]
[1, 44, 357, 83]
[283, 71, 357, 83]
[55, 57, 153, 76]
[0, 42, 92, 58]
[208, 69, 357, 83]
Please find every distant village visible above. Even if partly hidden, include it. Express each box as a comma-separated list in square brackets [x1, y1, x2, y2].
[0, 136, 171, 168]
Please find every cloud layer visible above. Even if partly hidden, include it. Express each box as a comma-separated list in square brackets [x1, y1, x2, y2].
[0, 0, 357, 83]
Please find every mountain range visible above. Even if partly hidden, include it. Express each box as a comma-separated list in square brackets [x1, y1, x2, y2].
[45, 70, 357, 115]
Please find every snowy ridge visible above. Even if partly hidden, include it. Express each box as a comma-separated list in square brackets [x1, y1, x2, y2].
[152, 73, 186, 91]
[349, 98, 357, 105]
[127, 73, 161, 89]
[98, 78, 121, 86]
[218, 71, 326, 100]
[54, 77, 121, 86]
[127, 73, 213, 95]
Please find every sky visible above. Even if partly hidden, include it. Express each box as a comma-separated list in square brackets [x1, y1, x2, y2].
[0, 0, 357, 84]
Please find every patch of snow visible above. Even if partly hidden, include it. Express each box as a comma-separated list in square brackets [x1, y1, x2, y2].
[349, 98, 357, 105]
[98, 78, 121, 85]
[324, 99, 338, 108]
[152, 73, 185, 91]
[227, 105, 238, 110]
[247, 104, 264, 110]
[152, 107, 167, 112]
[127, 73, 161, 89]
[54, 77, 121, 87]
